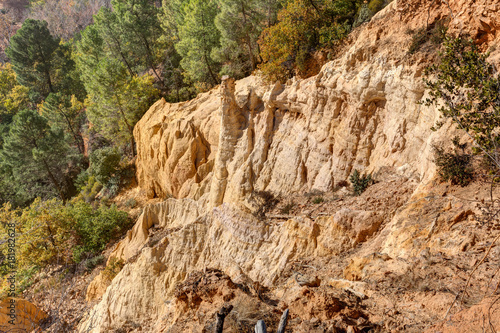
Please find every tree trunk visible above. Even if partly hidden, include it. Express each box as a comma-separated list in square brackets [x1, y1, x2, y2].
[42, 159, 65, 202]
[115, 92, 136, 157]
[241, 3, 256, 71]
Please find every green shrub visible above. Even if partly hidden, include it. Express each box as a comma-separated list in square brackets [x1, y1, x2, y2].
[74, 169, 89, 192]
[349, 169, 372, 196]
[68, 200, 130, 262]
[354, 0, 391, 27]
[79, 175, 103, 203]
[433, 137, 473, 187]
[89, 147, 121, 185]
[124, 198, 137, 208]
[312, 196, 324, 204]
[368, 0, 387, 14]
[102, 175, 120, 199]
[83, 255, 105, 271]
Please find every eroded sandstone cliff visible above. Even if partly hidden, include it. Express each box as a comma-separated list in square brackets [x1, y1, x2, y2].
[79, 0, 500, 331]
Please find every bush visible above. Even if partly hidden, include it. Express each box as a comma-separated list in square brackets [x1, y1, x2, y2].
[253, 191, 279, 218]
[68, 200, 130, 262]
[0, 197, 131, 295]
[312, 196, 324, 204]
[83, 255, 105, 271]
[433, 137, 473, 187]
[79, 175, 103, 203]
[349, 169, 372, 196]
[89, 147, 121, 185]
[259, 0, 363, 81]
[124, 198, 137, 208]
[354, 0, 390, 27]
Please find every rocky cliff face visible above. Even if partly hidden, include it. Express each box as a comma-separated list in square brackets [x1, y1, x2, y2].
[79, 0, 500, 332]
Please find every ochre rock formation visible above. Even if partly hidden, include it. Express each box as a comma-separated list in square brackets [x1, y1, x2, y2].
[79, 0, 500, 331]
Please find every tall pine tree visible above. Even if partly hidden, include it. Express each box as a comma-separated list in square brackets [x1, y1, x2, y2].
[0, 109, 73, 203]
[176, 0, 221, 87]
[112, 0, 165, 87]
[213, 0, 264, 78]
[6, 19, 59, 101]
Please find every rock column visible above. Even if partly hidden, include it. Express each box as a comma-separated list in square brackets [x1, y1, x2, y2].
[209, 76, 244, 208]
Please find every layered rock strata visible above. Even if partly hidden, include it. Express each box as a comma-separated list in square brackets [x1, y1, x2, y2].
[79, 0, 500, 331]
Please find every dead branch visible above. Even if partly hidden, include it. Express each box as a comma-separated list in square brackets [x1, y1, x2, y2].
[215, 304, 233, 333]
[277, 309, 289, 333]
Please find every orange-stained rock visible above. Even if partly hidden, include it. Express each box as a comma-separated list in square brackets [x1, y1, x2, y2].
[0, 298, 47, 332]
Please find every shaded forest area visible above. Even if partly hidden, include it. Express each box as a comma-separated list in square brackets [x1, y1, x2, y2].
[0, 0, 390, 296]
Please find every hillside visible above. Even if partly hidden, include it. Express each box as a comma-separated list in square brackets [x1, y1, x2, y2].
[63, 0, 500, 332]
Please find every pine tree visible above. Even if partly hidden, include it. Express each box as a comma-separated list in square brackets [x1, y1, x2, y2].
[84, 58, 159, 156]
[176, 0, 221, 87]
[213, 0, 264, 78]
[0, 109, 73, 202]
[6, 19, 59, 101]
[112, 0, 165, 87]
[92, 7, 137, 76]
[41, 93, 85, 154]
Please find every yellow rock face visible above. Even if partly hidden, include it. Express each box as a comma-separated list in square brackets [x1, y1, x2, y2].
[80, 0, 500, 331]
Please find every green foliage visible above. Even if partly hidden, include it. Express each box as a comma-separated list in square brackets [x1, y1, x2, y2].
[69, 200, 129, 262]
[124, 198, 137, 208]
[89, 147, 121, 185]
[74, 2, 164, 154]
[422, 36, 500, 161]
[259, 0, 363, 81]
[6, 19, 59, 100]
[433, 137, 473, 187]
[0, 63, 30, 150]
[83, 255, 105, 272]
[367, 0, 387, 14]
[41, 92, 86, 154]
[0, 109, 76, 203]
[82, 57, 159, 155]
[176, 0, 221, 87]
[0, 63, 30, 121]
[0, 199, 70, 269]
[312, 196, 324, 204]
[212, 0, 265, 78]
[111, 0, 165, 88]
[78, 175, 103, 203]
[6, 19, 83, 103]
[349, 169, 371, 196]
[0, 197, 130, 293]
